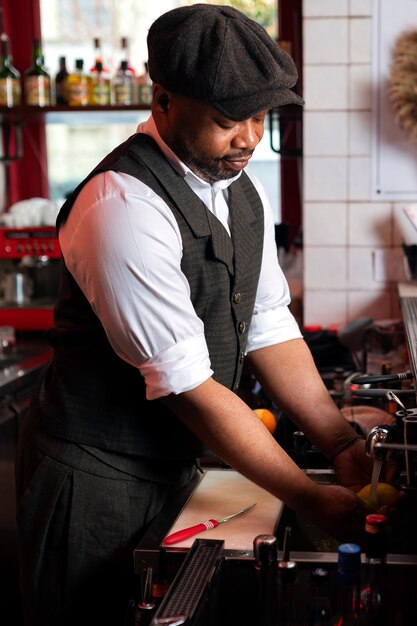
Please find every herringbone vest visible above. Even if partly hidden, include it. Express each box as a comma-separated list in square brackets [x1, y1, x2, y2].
[39, 134, 264, 458]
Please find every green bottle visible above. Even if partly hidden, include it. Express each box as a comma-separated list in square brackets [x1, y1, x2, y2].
[24, 39, 51, 106]
[0, 35, 21, 107]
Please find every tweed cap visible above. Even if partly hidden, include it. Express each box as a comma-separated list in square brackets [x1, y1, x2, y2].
[147, 3, 304, 121]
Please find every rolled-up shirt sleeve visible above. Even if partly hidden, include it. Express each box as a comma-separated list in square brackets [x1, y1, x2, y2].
[60, 170, 214, 401]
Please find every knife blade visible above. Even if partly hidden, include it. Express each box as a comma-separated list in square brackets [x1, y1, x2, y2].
[163, 502, 257, 545]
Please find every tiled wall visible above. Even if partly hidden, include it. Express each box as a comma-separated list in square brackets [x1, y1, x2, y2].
[302, 0, 408, 328]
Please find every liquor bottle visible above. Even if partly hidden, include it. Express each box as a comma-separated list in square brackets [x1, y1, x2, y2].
[54, 56, 68, 105]
[66, 59, 90, 106]
[360, 513, 388, 625]
[0, 34, 21, 107]
[253, 534, 278, 626]
[276, 526, 300, 626]
[90, 37, 108, 74]
[307, 567, 332, 626]
[331, 543, 362, 626]
[137, 61, 152, 106]
[119, 36, 136, 74]
[90, 61, 111, 105]
[113, 60, 134, 105]
[24, 39, 51, 106]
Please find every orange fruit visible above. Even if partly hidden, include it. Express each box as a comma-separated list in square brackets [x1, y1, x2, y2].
[253, 408, 277, 434]
[357, 483, 399, 509]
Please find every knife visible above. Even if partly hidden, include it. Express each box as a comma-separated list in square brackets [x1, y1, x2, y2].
[163, 502, 257, 545]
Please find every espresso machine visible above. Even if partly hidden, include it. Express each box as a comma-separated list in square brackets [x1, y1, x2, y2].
[0, 227, 61, 330]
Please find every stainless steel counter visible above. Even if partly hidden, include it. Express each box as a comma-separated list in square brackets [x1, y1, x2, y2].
[0, 338, 51, 403]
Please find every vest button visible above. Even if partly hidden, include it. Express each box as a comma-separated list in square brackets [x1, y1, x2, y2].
[233, 292, 242, 304]
[239, 351, 245, 364]
[238, 321, 246, 334]
[233, 382, 239, 391]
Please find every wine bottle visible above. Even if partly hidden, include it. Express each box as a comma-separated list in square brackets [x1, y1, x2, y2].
[24, 39, 51, 106]
[0, 34, 21, 107]
[55, 56, 69, 105]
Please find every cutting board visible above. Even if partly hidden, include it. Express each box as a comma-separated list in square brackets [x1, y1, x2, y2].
[163, 469, 284, 550]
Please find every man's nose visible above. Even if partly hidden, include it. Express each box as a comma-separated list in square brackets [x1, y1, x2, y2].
[232, 121, 262, 149]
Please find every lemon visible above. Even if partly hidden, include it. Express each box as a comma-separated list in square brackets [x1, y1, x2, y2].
[253, 408, 277, 434]
[357, 483, 399, 509]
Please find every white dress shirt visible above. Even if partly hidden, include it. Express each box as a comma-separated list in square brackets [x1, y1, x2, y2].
[59, 116, 302, 400]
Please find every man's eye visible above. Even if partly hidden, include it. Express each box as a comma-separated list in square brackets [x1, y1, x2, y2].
[217, 121, 235, 130]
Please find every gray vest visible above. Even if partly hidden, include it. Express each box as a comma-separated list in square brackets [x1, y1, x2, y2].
[40, 134, 264, 459]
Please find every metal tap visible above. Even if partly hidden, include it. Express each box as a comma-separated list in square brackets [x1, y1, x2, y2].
[365, 425, 396, 460]
[366, 425, 417, 489]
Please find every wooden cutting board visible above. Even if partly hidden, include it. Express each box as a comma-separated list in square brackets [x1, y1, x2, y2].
[163, 469, 284, 551]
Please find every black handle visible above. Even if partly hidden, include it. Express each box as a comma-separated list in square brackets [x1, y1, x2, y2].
[351, 372, 413, 385]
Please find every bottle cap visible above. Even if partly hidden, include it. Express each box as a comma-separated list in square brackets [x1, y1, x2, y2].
[337, 543, 361, 585]
[365, 513, 388, 559]
[365, 513, 387, 534]
[120, 60, 128, 71]
[75, 59, 84, 70]
[310, 567, 330, 585]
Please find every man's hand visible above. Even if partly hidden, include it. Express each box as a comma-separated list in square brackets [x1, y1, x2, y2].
[303, 482, 368, 544]
[332, 436, 400, 491]
[331, 438, 374, 492]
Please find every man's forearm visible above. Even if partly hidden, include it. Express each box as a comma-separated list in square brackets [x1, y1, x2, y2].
[162, 376, 321, 514]
[245, 338, 362, 461]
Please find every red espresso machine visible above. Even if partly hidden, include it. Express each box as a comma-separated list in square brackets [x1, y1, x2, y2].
[0, 226, 61, 330]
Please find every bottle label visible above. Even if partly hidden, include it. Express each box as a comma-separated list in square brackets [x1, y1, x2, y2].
[68, 80, 90, 106]
[137, 84, 152, 105]
[91, 80, 111, 105]
[114, 84, 133, 105]
[25, 75, 51, 106]
[0, 77, 21, 106]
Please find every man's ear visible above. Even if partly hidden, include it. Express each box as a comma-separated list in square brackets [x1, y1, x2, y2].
[153, 85, 171, 113]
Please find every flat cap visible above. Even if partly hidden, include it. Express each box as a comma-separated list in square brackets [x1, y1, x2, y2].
[147, 3, 304, 121]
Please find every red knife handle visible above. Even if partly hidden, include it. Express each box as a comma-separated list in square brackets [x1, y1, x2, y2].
[163, 519, 219, 545]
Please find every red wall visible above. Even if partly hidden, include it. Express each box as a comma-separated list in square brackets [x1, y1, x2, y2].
[2, 0, 48, 208]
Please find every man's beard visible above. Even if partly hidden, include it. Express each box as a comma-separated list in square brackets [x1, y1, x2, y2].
[182, 154, 237, 183]
[170, 135, 251, 183]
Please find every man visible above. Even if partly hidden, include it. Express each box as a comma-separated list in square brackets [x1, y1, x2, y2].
[16, 5, 372, 625]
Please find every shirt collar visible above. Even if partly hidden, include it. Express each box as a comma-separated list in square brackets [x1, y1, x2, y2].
[136, 115, 242, 192]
